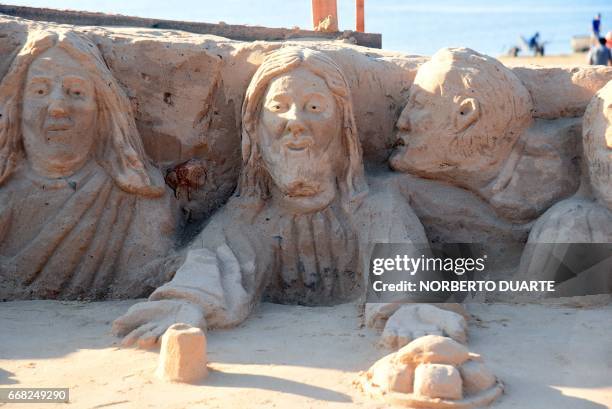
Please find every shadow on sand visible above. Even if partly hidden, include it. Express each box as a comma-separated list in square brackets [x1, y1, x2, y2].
[0, 368, 18, 385]
[199, 369, 352, 403]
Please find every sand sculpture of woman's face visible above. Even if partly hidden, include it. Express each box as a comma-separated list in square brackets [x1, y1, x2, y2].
[584, 83, 612, 209]
[22, 46, 97, 178]
[258, 66, 343, 211]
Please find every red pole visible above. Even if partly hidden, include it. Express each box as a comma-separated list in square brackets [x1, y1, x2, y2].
[312, 0, 338, 31]
[356, 0, 364, 32]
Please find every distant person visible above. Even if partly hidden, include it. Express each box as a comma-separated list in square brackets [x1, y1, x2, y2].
[525, 32, 544, 56]
[508, 45, 520, 57]
[588, 37, 612, 66]
[528, 32, 540, 49]
[606, 31, 612, 49]
[592, 13, 602, 39]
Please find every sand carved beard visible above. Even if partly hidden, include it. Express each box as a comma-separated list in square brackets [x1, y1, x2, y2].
[258, 67, 343, 213]
[22, 47, 97, 179]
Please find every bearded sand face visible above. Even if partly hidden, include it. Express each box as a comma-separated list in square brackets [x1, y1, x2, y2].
[258, 66, 343, 211]
[239, 47, 366, 213]
[22, 46, 97, 178]
[390, 48, 532, 188]
[583, 81, 612, 209]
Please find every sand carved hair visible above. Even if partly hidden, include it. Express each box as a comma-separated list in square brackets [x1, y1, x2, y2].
[0, 29, 163, 196]
[239, 46, 367, 208]
[434, 48, 533, 158]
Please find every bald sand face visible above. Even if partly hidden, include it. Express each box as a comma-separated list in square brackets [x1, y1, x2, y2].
[22, 46, 97, 178]
[390, 48, 531, 188]
[391, 59, 463, 175]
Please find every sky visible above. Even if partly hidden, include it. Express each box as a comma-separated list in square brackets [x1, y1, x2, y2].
[4, 0, 612, 55]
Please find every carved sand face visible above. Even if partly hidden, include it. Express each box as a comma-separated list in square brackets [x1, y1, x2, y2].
[390, 59, 480, 175]
[258, 66, 342, 211]
[585, 86, 612, 209]
[22, 47, 97, 178]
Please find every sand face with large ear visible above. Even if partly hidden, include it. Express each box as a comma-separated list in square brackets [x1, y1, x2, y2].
[0, 30, 179, 300]
[517, 81, 612, 296]
[390, 48, 533, 192]
[112, 47, 465, 349]
[390, 48, 580, 223]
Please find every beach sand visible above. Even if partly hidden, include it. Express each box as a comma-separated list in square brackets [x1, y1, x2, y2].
[0, 300, 610, 409]
[498, 52, 592, 67]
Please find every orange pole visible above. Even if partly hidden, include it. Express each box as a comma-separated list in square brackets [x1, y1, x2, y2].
[312, 0, 338, 31]
[356, 0, 364, 32]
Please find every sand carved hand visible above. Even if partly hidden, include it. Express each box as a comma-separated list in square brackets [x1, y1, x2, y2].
[376, 304, 468, 349]
[112, 299, 206, 349]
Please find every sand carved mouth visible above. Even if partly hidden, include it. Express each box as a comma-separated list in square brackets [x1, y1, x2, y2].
[284, 136, 314, 152]
[394, 133, 407, 148]
[45, 119, 73, 132]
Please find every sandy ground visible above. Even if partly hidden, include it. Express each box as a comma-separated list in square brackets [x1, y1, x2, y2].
[498, 52, 593, 67]
[0, 300, 611, 409]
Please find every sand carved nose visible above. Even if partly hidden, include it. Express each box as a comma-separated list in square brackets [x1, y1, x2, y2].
[48, 98, 68, 117]
[286, 115, 306, 136]
[397, 110, 411, 132]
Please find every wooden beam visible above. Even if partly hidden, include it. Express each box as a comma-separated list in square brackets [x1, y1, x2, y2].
[356, 0, 364, 32]
[0, 4, 382, 48]
[312, 0, 338, 31]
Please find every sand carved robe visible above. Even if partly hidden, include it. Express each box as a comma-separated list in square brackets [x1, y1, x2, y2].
[517, 197, 612, 297]
[149, 177, 429, 328]
[0, 162, 177, 300]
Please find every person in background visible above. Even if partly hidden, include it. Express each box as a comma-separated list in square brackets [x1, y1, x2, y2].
[606, 31, 612, 49]
[588, 37, 612, 66]
[526, 32, 544, 56]
[528, 32, 540, 49]
[592, 13, 602, 44]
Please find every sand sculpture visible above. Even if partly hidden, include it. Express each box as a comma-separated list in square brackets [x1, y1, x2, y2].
[0, 29, 178, 300]
[390, 48, 580, 223]
[156, 323, 208, 383]
[0, 16, 610, 408]
[360, 335, 503, 408]
[112, 47, 467, 348]
[517, 80, 612, 296]
[376, 304, 469, 349]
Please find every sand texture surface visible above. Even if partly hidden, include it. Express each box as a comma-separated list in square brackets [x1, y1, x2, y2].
[0, 300, 611, 409]
[499, 53, 594, 67]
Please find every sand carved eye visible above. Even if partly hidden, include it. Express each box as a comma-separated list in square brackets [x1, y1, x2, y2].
[267, 101, 285, 113]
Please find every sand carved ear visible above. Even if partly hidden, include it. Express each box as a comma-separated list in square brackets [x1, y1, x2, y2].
[453, 97, 480, 132]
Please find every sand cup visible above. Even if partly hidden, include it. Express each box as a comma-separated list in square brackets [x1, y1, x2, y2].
[156, 323, 208, 383]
